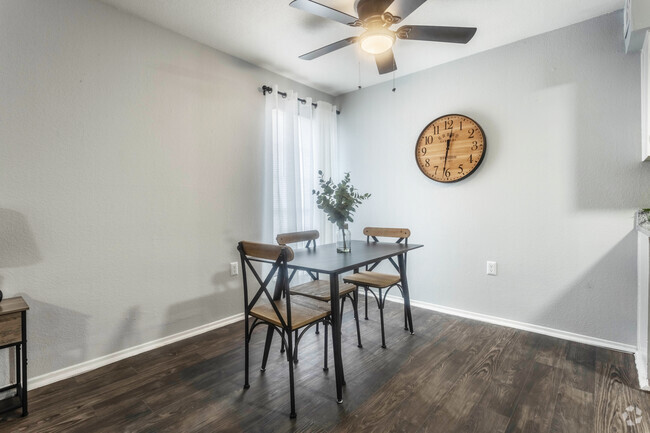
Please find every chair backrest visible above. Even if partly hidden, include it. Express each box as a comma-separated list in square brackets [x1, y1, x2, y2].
[238, 241, 295, 329]
[276, 230, 319, 282]
[363, 228, 411, 273]
[240, 241, 294, 261]
[364, 227, 410, 244]
[276, 230, 319, 248]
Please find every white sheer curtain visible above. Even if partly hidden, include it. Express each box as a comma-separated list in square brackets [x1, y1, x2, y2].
[263, 85, 339, 246]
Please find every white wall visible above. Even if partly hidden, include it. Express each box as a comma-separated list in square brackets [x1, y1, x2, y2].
[337, 12, 649, 346]
[0, 0, 333, 379]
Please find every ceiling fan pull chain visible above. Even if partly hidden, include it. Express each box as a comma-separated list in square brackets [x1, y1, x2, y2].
[358, 61, 362, 89]
[392, 71, 396, 92]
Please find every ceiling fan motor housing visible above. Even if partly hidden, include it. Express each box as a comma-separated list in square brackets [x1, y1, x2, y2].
[355, 0, 396, 22]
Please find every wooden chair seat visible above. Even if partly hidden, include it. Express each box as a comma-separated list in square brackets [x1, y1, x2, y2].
[344, 226, 413, 349]
[343, 271, 401, 289]
[250, 299, 330, 331]
[291, 295, 334, 311]
[290, 279, 357, 302]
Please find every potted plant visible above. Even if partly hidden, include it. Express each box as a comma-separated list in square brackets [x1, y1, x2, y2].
[313, 171, 371, 253]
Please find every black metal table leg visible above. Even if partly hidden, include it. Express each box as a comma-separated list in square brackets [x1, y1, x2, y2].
[398, 254, 414, 334]
[21, 311, 27, 416]
[15, 345, 21, 400]
[329, 275, 344, 403]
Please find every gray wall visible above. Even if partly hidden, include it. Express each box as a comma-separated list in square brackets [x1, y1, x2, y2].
[0, 0, 333, 379]
[337, 12, 648, 346]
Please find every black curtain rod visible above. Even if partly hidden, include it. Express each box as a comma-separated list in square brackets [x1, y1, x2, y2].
[261, 85, 340, 115]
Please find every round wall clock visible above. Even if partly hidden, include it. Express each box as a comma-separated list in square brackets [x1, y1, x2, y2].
[415, 114, 486, 183]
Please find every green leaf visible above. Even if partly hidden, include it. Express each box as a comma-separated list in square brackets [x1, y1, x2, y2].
[312, 171, 371, 228]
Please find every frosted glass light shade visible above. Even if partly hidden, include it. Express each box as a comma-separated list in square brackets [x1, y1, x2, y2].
[360, 29, 395, 55]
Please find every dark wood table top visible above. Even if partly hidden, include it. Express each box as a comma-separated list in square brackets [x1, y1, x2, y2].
[287, 240, 423, 274]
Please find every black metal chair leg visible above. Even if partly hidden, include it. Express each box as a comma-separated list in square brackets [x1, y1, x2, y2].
[260, 327, 274, 372]
[340, 296, 346, 328]
[293, 330, 299, 364]
[364, 287, 369, 320]
[286, 331, 297, 419]
[352, 291, 362, 348]
[315, 322, 320, 335]
[379, 289, 386, 348]
[323, 321, 329, 371]
[404, 300, 408, 331]
[244, 322, 250, 389]
[280, 329, 286, 353]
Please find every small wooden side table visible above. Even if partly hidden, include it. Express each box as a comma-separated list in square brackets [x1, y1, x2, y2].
[0, 297, 29, 417]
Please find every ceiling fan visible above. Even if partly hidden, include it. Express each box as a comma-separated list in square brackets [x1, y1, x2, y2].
[290, 0, 477, 74]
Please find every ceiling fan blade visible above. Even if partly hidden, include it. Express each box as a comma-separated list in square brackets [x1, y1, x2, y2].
[396, 25, 477, 43]
[385, 0, 427, 22]
[375, 49, 397, 74]
[299, 37, 358, 60]
[290, 0, 358, 26]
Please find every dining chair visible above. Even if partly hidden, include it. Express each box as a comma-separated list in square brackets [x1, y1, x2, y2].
[276, 230, 363, 358]
[343, 227, 412, 348]
[238, 241, 331, 419]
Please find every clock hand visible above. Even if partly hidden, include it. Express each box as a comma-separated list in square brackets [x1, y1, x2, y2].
[443, 132, 452, 174]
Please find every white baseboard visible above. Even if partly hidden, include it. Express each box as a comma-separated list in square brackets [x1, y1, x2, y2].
[383, 294, 637, 354]
[29, 312, 244, 390]
[636, 351, 650, 390]
[30, 293, 639, 391]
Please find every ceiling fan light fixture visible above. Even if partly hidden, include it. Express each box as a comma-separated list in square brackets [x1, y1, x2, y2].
[359, 28, 395, 54]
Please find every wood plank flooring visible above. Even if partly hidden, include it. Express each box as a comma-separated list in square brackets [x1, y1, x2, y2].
[0, 300, 648, 432]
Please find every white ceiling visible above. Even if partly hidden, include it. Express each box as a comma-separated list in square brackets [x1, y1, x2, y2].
[99, 0, 623, 96]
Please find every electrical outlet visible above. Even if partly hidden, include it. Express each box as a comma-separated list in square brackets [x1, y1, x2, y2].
[487, 261, 497, 276]
[230, 262, 239, 276]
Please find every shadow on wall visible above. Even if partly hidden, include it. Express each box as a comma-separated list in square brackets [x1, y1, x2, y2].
[0, 209, 41, 269]
[532, 231, 637, 345]
[571, 74, 650, 210]
[212, 269, 237, 294]
[0, 209, 42, 385]
[163, 270, 240, 338]
[530, 14, 650, 210]
[107, 306, 142, 355]
[18, 294, 90, 375]
[0, 209, 90, 377]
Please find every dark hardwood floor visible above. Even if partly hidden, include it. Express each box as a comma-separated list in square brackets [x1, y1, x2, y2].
[0, 300, 648, 432]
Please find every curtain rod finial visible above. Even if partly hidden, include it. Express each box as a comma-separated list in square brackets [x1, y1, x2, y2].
[262, 85, 273, 95]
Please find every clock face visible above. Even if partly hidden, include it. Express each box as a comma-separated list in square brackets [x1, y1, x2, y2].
[415, 114, 486, 183]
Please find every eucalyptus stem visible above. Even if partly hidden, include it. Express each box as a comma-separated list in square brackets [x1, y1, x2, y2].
[312, 171, 371, 235]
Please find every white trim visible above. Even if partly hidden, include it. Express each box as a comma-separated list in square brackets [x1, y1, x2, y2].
[29, 312, 245, 390]
[30, 293, 639, 390]
[636, 351, 650, 390]
[383, 294, 636, 354]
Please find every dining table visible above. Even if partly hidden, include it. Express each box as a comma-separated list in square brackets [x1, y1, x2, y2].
[263, 239, 423, 403]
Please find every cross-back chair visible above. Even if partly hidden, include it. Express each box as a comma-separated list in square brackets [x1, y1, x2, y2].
[238, 240, 331, 419]
[276, 230, 363, 356]
[343, 227, 413, 348]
